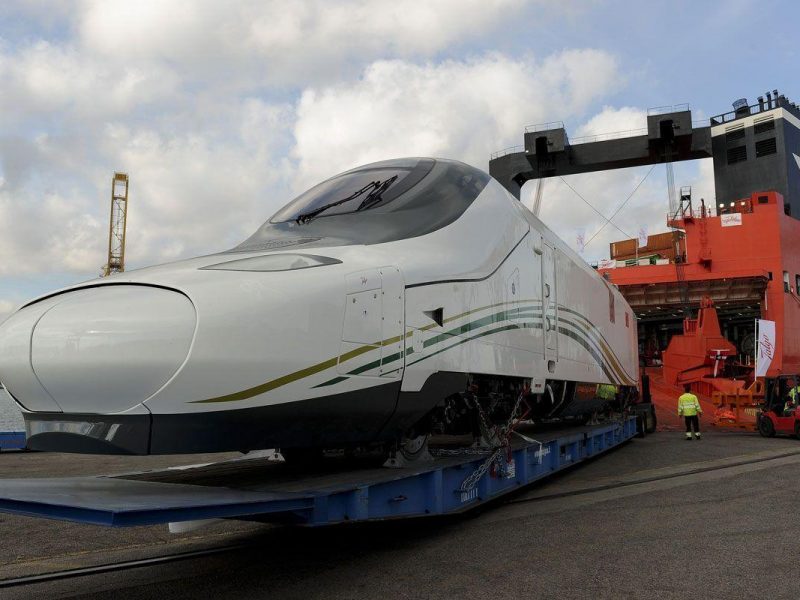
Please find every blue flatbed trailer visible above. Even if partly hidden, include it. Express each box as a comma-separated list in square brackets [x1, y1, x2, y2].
[0, 431, 25, 451]
[0, 417, 636, 527]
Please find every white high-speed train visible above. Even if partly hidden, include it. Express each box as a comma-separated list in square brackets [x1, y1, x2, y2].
[0, 158, 638, 455]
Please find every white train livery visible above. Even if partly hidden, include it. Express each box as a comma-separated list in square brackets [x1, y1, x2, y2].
[0, 158, 637, 455]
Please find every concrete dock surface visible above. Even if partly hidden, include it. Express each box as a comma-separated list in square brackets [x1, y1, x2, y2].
[2, 431, 800, 599]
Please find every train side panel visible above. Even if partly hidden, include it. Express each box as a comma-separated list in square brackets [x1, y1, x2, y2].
[402, 220, 637, 394]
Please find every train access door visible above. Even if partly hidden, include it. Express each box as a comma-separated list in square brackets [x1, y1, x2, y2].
[542, 242, 558, 361]
[339, 266, 405, 378]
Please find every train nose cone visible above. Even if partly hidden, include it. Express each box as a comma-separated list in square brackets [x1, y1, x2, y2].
[26, 285, 196, 414]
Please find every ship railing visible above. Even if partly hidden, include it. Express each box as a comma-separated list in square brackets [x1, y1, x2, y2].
[571, 119, 711, 145]
[592, 255, 675, 269]
[524, 121, 565, 133]
[709, 95, 797, 125]
[489, 145, 524, 160]
[647, 103, 690, 116]
[666, 207, 717, 221]
[570, 127, 648, 145]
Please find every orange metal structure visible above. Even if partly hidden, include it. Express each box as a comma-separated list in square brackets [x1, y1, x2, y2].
[654, 295, 758, 430]
[610, 231, 685, 263]
[712, 381, 763, 432]
[600, 190, 800, 378]
[661, 297, 739, 392]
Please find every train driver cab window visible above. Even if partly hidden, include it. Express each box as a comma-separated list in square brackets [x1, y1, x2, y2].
[784, 271, 790, 293]
[232, 158, 492, 253]
[271, 161, 433, 223]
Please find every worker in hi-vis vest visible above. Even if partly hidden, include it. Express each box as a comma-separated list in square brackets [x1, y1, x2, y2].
[788, 377, 800, 401]
[596, 383, 617, 401]
[784, 377, 800, 415]
[678, 384, 702, 440]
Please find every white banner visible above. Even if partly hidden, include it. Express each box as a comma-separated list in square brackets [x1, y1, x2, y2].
[755, 319, 776, 378]
[597, 258, 616, 270]
[638, 226, 648, 248]
[575, 229, 586, 254]
[721, 213, 742, 227]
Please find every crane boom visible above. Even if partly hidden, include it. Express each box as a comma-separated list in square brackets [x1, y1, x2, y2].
[102, 172, 129, 277]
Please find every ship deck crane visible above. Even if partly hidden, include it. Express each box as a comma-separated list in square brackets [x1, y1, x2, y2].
[102, 172, 129, 277]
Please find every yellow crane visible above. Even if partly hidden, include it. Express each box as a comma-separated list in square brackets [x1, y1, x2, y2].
[102, 172, 129, 277]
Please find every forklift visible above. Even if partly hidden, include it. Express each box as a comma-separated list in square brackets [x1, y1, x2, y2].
[757, 375, 800, 438]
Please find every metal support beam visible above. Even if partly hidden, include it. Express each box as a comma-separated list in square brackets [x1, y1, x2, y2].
[490, 110, 713, 199]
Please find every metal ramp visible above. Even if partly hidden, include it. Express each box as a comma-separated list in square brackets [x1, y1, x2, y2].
[0, 418, 636, 527]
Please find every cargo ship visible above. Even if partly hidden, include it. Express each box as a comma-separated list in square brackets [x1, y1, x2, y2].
[490, 89, 800, 429]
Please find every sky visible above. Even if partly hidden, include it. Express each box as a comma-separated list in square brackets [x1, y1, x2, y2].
[0, 0, 797, 321]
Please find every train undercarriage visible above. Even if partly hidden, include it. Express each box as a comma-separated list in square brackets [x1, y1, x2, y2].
[282, 374, 647, 467]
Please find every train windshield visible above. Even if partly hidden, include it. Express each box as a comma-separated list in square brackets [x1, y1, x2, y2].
[231, 158, 491, 252]
[271, 161, 431, 223]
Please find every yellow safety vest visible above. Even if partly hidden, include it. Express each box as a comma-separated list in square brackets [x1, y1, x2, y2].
[678, 393, 701, 417]
[789, 386, 800, 401]
[597, 384, 617, 400]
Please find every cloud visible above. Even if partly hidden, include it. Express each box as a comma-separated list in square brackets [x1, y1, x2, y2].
[0, 42, 180, 130]
[292, 50, 620, 184]
[0, 1, 622, 307]
[77, 0, 531, 87]
[4, 1, 539, 131]
[573, 105, 647, 139]
[0, 46, 623, 284]
[0, 182, 103, 276]
[106, 100, 296, 264]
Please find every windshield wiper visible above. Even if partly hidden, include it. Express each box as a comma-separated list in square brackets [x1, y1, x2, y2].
[295, 175, 399, 224]
[355, 175, 398, 212]
[296, 180, 380, 224]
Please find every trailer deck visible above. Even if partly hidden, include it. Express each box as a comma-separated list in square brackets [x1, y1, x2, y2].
[0, 417, 636, 527]
[0, 431, 25, 451]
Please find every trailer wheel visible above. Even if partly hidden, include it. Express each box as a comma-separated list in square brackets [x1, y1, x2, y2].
[636, 414, 647, 438]
[758, 415, 776, 438]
